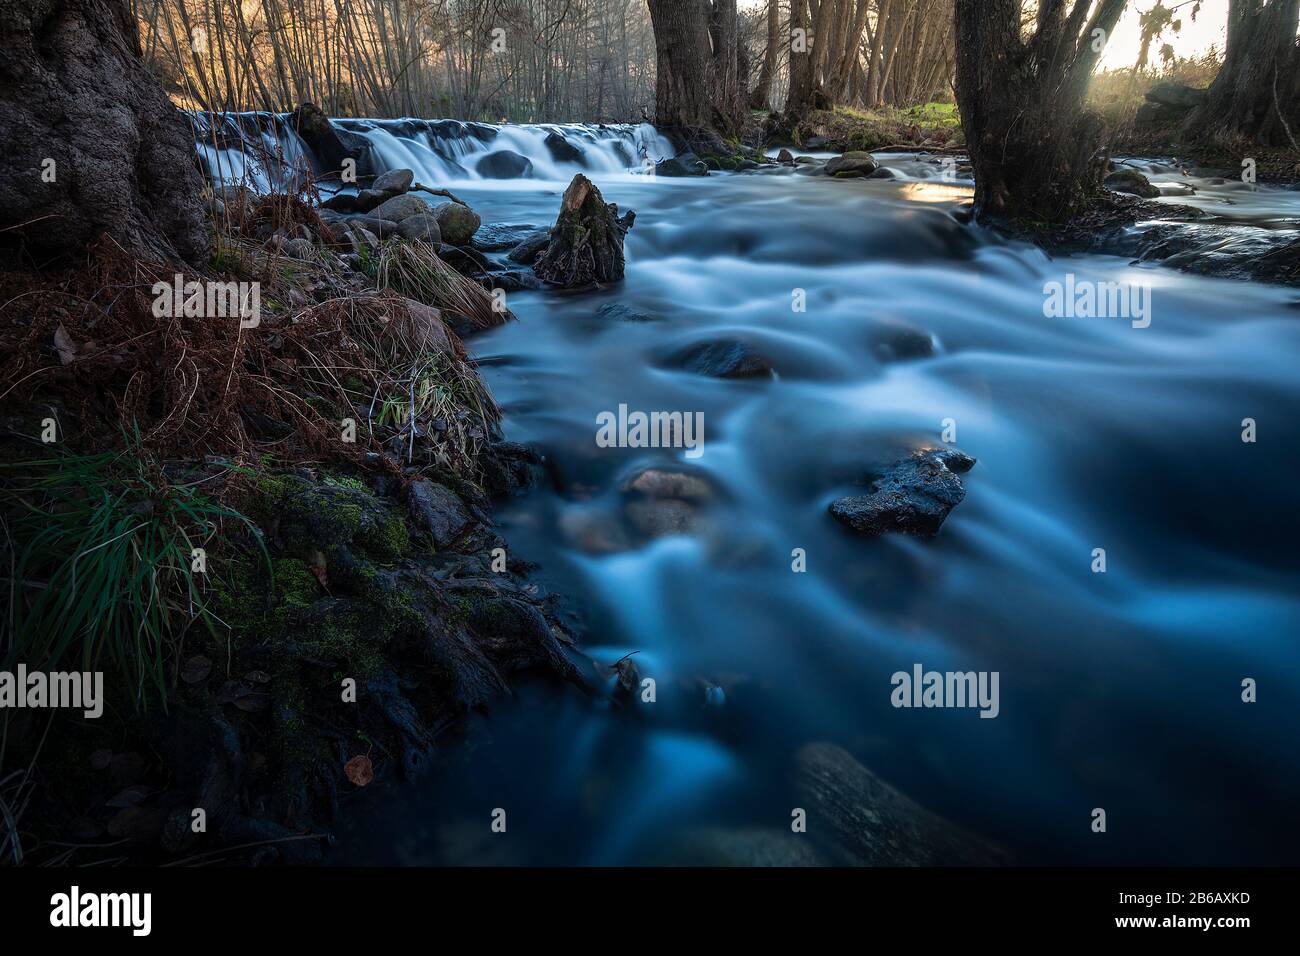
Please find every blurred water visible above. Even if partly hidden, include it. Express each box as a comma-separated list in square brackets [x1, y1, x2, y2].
[307, 159, 1300, 866]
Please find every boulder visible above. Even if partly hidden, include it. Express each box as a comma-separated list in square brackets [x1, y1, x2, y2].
[672, 338, 774, 379]
[828, 447, 975, 537]
[434, 201, 481, 246]
[396, 213, 442, 243]
[776, 148, 795, 165]
[371, 167, 415, 194]
[476, 149, 533, 179]
[371, 193, 433, 223]
[1104, 169, 1160, 199]
[533, 174, 635, 287]
[825, 151, 880, 177]
[543, 130, 586, 166]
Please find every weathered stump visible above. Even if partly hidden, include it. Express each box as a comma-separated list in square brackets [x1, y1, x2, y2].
[533, 174, 635, 288]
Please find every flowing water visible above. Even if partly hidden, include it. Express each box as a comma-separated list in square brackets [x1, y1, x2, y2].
[196, 118, 1300, 865]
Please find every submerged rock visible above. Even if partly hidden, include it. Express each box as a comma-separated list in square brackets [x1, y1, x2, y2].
[533, 174, 635, 287]
[506, 231, 551, 265]
[595, 302, 662, 322]
[795, 742, 1010, 865]
[869, 320, 935, 362]
[829, 447, 975, 537]
[672, 338, 774, 379]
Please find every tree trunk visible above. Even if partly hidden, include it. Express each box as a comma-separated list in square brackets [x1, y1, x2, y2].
[647, 0, 744, 138]
[749, 0, 781, 109]
[954, 0, 1127, 224]
[1183, 0, 1300, 147]
[0, 0, 208, 265]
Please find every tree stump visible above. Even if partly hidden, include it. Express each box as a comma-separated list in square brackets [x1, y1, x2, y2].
[533, 174, 635, 288]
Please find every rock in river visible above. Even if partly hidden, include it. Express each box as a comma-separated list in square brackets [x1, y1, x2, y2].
[672, 338, 774, 379]
[829, 447, 975, 537]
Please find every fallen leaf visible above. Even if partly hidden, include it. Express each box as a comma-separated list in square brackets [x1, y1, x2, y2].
[53, 324, 76, 364]
[305, 549, 329, 589]
[344, 755, 374, 787]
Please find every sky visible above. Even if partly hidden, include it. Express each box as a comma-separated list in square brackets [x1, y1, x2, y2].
[1100, 0, 1228, 69]
[734, 0, 1230, 71]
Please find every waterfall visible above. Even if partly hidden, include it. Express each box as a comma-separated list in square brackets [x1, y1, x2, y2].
[189, 111, 677, 193]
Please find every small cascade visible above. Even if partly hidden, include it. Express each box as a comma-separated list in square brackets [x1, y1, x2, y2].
[189, 110, 676, 192]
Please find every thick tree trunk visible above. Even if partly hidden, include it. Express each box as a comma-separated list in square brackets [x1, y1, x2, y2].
[0, 0, 208, 265]
[647, 0, 744, 138]
[954, 0, 1127, 224]
[1183, 0, 1300, 147]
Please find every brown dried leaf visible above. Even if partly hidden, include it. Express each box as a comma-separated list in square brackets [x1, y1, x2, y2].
[181, 654, 212, 684]
[344, 754, 374, 788]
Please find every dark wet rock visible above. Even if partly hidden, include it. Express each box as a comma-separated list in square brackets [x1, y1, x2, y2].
[868, 167, 896, 180]
[372, 167, 414, 194]
[439, 243, 492, 276]
[825, 151, 879, 177]
[544, 130, 586, 166]
[434, 201, 481, 246]
[534, 174, 635, 287]
[795, 742, 1011, 865]
[476, 149, 533, 179]
[396, 213, 441, 243]
[1104, 169, 1160, 199]
[793, 155, 819, 164]
[506, 231, 551, 265]
[829, 447, 975, 538]
[595, 302, 663, 322]
[290, 102, 369, 176]
[480, 440, 543, 498]
[473, 223, 539, 252]
[407, 479, 475, 549]
[480, 270, 548, 293]
[655, 154, 708, 177]
[776, 148, 795, 165]
[869, 321, 935, 362]
[672, 338, 774, 379]
[371, 193, 432, 223]
[320, 192, 361, 213]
